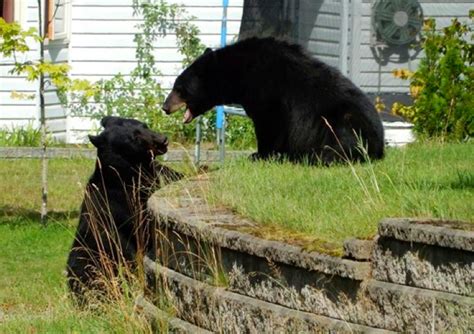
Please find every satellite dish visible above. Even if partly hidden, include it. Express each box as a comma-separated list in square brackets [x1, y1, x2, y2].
[372, 0, 424, 46]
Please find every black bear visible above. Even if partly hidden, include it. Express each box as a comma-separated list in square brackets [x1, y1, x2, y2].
[66, 116, 182, 302]
[163, 37, 384, 164]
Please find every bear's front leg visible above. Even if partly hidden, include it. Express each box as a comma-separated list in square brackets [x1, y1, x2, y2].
[251, 116, 284, 160]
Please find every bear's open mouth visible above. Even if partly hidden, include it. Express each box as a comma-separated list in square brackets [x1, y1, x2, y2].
[183, 108, 194, 124]
[163, 90, 195, 124]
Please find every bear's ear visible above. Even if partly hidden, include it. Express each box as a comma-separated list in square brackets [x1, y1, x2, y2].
[89, 134, 105, 148]
[101, 116, 120, 128]
[203, 47, 213, 55]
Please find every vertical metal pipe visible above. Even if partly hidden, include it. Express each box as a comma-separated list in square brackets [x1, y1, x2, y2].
[194, 116, 202, 166]
[340, 0, 350, 76]
[217, 0, 228, 163]
[38, 0, 48, 225]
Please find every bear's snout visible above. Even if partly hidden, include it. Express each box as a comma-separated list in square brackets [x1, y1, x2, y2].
[163, 90, 185, 114]
[151, 133, 168, 155]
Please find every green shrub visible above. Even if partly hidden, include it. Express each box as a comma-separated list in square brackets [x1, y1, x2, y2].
[72, 1, 198, 136]
[0, 124, 45, 147]
[392, 12, 473, 140]
[225, 116, 256, 149]
[71, 0, 256, 149]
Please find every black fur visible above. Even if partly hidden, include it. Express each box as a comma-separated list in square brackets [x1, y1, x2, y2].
[66, 116, 182, 302]
[164, 37, 384, 164]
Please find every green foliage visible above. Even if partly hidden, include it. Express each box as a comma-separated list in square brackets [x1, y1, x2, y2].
[175, 18, 206, 67]
[0, 123, 43, 147]
[72, 0, 256, 149]
[225, 116, 256, 149]
[0, 18, 41, 57]
[0, 124, 68, 147]
[392, 13, 474, 140]
[0, 18, 96, 107]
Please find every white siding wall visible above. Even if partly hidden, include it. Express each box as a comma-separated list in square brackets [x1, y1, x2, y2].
[0, 0, 70, 139]
[351, 0, 473, 93]
[67, 0, 243, 142]
[44, 40, 70, 141]
[298, 0, 343, 69]
[0, 1, 39, 129]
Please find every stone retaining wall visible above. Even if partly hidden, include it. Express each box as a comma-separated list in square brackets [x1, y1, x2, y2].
[145, 180, 474, 333]
[0, 147, 250, 162]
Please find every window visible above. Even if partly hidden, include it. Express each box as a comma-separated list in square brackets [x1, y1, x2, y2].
[1, 1, 26, 26]
[46, 0, 69, 40]
[1, 0, 14, 23]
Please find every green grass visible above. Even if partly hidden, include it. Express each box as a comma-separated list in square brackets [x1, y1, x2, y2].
[0, 142, 472, 330]
[0, 159, 92, 216]
[0, 159, 157, 333]
[208, 141, 474, 253]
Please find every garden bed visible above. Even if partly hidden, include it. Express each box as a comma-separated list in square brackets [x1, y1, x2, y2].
[145, 141, 473, 332]
[146, 179, 473, 332]
[207, 141, 473, 248]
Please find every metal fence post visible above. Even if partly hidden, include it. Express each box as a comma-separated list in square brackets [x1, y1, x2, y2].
[216, 0, 229, 163]
[194, 116, 202, 166]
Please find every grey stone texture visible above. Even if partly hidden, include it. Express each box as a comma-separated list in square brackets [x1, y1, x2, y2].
[373, 236, 474, 296]
[135, 295, 212, 334]
[146, 179, 474, 332]
[378, 218, 474, 252]
[343, 238, 374, 260]
[364, 280, 473, 332]
[144, 258, 392, 334]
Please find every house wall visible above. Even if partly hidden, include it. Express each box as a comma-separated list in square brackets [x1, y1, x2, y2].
[0, 1, 39, 129]
[351, 0, 473, 93]
[297, 0, 344, 69]
[0, 0, 70, 140]
[1, 0, 471, 143]
[67, 0, 244, 142]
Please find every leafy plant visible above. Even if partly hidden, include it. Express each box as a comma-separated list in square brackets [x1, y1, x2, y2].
[0, 18, 96, 103]
[0, 124, 43, 147]
[0, 18, 41, 56]
[71, 1, 207, 142]
[71, 0, 256, 149]
[1, 8, 96, 224]
[225, 116, 256, 149]
[392, 12, 474, 140]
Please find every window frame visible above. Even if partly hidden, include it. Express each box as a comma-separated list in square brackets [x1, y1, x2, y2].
[45, 0, 70, 42]
[1, 0, 26, 25]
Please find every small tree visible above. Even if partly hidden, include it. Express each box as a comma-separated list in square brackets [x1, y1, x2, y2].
[0, 4, 94, 224]
[392, 12, 474, 140]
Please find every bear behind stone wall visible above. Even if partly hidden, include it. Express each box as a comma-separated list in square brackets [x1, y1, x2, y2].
[66, 116, 182, 303]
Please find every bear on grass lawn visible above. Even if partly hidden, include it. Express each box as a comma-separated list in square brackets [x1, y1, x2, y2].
[163, 37, 384, 164]
[66, 116, 182, 303]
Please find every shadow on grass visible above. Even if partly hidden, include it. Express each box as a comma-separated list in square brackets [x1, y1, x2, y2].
[400, 172, 474, 191]
[452, 171, 474, 190]
[0, 205, 79, 226]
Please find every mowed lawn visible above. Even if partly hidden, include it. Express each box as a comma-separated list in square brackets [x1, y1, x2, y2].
[0, 141, 473, 331]
[208, 141, 474, 254]
[0, 159, 156, 332]
[0, 159, 95, 332]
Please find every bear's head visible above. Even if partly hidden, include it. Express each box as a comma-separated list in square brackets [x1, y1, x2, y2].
[162, 48, 216, 124]
[89, 116, 168, 165]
